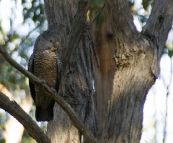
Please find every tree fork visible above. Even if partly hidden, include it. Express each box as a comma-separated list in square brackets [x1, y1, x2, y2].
[101, 0, 173, 142]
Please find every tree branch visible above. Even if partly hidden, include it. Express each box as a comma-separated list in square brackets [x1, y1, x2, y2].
[142, 0, 173, 55]
[0, 92, 50, 143]
[10, 23, 42, 54]
[0, 46, 97, 143]
[140, 0, 173, 78]
[63, 0, 92, 63]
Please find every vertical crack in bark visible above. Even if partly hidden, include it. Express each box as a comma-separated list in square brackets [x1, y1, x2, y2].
[43, 0, 173, 142]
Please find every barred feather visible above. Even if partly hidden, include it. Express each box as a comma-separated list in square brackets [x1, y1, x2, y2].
[28, 30, 61, 121]
[34, 51, 58, 109]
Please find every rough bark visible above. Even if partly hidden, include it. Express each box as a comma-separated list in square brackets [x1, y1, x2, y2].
[2, 96, 33, 143]
[0, 46, 96, 143]
[44, 0, 97, 142]
[0, 0, 172, 142]
[0, 92, 50, 143]
[101, 0, 173, 143]
[43, 0, 173, 142]
[91, 6, 116, 137]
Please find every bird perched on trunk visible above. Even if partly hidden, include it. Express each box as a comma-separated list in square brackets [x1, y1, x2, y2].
[28, 30, 61, 121]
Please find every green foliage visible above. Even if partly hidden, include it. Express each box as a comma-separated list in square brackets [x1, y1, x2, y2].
[0, 0, 46, 92]
[138, 15, 148, 24]
[142, 0, 151, 11]
[129, 0, 134, 8]
[90, 0, 104, 30]
[21, 136, 36, 143]
[95, 10, 105, 30]
[0, 0, 46, 142]
[90, 0, 104, 11]
[168, 49, 173, 57]
[0, 138, 5, 143]
[22, 0, 45, 23]
[0, 0, 172, 143]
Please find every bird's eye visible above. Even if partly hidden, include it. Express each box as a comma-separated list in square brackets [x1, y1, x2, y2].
[50, 40, 52, 42]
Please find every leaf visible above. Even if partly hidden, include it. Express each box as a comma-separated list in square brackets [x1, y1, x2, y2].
[142, 0, 151, 11]
[22, 0, 26, 4]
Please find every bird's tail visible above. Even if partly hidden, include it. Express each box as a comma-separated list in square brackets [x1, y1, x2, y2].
[35, 104, 54, 121]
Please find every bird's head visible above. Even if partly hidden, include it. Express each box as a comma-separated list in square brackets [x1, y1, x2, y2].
[34, 31, 59, 53]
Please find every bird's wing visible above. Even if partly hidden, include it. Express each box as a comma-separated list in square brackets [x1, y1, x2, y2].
[55, 54, 62, 93]
[28, 54, 35, 101]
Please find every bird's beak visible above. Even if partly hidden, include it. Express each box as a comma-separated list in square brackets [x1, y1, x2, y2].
[53, 42, 59, 50]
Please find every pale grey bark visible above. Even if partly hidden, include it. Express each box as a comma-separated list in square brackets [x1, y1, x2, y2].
[44, 0, 97, 143]
[0, 91, 50, 143]
[2, 96, 33, 143]
[101, 0, 173, 143]
[45, 0, 173, 142]
[0, 0, 173, 143]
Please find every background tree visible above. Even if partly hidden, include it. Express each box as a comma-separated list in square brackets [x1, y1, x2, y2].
[0, 0, 46, 142]
[0, 0, 173, 143]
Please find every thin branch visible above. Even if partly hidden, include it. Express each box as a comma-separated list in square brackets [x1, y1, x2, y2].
[141, 0, 173, 79]
[0, 46, 97, 143]
[0, 92, 50, 143]
[142, 0, 173, 53]
[10, 23, 42, 54]
[63, 0, 92, 63]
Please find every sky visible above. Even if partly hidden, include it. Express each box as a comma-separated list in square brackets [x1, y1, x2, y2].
[0, 0, 173, 143]
[141, 55, 173, 143]
[132, 1, 173, 143]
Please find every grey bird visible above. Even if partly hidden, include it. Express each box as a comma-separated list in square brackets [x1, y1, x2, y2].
[28, 31, 60, 121]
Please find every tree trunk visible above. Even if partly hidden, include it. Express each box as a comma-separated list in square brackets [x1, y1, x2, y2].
[101, 0, 173, 143]
[45, 0, 96, 142]
[43, 0, 173, 143]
